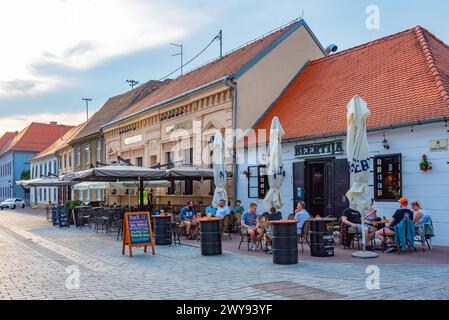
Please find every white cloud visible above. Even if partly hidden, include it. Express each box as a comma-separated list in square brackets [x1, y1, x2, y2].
[0, 112, 86, 136]
[0, 0, 211, 97]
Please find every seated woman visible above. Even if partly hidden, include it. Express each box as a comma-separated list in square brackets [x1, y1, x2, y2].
[375, 197, 414, 252]
[178, 200, 199, 240]
[411, 201, 429, 225]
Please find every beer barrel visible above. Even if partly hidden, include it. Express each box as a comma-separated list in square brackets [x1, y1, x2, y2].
[270, 220, 298, 265]
[199, 218, 222, 256]
[310, 219, 335, 257]
[153, 215, 172, 245]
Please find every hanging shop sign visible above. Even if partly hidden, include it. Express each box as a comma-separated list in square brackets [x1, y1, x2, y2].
[294, 140, 344, 158]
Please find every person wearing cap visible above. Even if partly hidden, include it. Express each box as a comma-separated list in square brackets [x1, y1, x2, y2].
[375, 197, 414, 248]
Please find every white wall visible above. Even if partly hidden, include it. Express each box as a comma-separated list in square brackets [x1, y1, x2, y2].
[237, 122, 449, 246]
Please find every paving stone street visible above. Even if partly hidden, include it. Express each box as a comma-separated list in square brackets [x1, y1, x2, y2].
[1, 208, 448, 300]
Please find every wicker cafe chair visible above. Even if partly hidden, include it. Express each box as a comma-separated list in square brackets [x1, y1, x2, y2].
[221, 214, 232, 240]
[298, 220, 311, 253]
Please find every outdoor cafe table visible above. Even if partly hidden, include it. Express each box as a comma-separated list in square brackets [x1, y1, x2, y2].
[152, 214, 173, 245]
[308, 217, 337, 257]
[198, 218, 222, 256]
[269, 220, 299, 265]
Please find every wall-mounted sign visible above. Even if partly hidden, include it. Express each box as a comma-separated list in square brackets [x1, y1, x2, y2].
[294, 140, 343, 158]
[124, 134, 143, 145]
[430, 139, 448, 152]
[165, 121, 192, 134]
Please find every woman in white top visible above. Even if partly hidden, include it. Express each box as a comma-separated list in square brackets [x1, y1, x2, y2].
[411, 201, 428, 225]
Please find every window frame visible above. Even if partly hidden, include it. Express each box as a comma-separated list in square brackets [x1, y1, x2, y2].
[247, 165, 269, 199]
[373, 153, 402, 202]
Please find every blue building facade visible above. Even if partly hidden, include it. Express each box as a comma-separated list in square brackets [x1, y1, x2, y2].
[0, 151, 36, 202]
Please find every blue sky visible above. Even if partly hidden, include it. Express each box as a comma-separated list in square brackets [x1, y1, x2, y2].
[1, 0, 448, 135]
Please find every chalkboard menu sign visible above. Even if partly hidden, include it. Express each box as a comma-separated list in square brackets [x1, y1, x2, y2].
[122, 212, 155, 257]
[52, 206, 70, 228]
[59, 207, 70, 228]
[128, 214, 150, 244]
[52, 207, 60, 226]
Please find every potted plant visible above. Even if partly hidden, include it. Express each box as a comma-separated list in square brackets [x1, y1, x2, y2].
[420, 154, 432, 172]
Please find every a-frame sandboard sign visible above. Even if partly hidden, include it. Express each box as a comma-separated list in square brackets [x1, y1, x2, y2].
[122, 212, 155, 257]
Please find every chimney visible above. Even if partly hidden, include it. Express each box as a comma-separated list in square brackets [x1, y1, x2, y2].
[50, 121, 57, 125]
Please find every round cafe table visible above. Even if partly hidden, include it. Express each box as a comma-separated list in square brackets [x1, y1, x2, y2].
[152, 214, 172, 245]
[269, 220, 299, 265]
[308, 217, 336, 257]
[198, 218, 222, 256]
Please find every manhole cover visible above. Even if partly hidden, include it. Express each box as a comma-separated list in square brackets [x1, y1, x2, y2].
[252, 281, 345, 300]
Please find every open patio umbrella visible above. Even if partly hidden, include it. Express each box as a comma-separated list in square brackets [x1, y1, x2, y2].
[263, 116, 285, 210]
[164, 166, 214, 181]
[212, 131, 227, 207]
[346, 96, 377, 258]
[62, 164, 165, 210]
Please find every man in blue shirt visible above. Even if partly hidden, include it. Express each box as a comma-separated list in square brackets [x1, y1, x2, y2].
[376, 197, 414, 252]
[178, 200, 198, 239]
[294, 201, 311, 235]
[241, 203, 263, 251]
[215, 199, 230, 218]
[205, 203, 216, 218]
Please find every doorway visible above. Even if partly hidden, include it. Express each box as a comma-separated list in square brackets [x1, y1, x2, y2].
[293, 158, 349, 218]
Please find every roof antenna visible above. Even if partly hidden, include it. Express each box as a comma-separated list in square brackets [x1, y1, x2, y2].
[301, 9, 304, 20]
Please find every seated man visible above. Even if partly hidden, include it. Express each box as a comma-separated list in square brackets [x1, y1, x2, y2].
[178, 200, 198, 240]
[205, 203, 216, 218]
[215, 199, 231, 218]
[294, 201, 310, 235]
[241, 203, 264, 251]
[342, 206, 377, 249]
[375, 197, 414, 252]
[268, 207, 283, 221]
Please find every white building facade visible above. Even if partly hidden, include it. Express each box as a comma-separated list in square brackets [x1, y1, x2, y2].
[30, 155, 59, 207]
[237, 122, 449, 246]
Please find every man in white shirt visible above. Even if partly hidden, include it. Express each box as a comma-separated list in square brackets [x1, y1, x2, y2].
[215, 199, 230, 218]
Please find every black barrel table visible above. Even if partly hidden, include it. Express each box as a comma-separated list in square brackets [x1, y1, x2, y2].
[152, 214, 172, 245]
[199, 218, 222, 256]
[309, 218, 336, 257]
[270, 220, 298, 265]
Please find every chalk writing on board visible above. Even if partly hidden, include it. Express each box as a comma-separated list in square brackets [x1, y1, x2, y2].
[128, 214, 150, 244]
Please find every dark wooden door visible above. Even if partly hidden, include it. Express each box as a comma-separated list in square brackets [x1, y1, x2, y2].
[333, 158, 350, 218]
[306, 161, 326, 216]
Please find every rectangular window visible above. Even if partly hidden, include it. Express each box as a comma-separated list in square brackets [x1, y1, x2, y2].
[374, 154, 402, 201]
[97, 142, 102, 163]
[69, 152, 72, 167]
[247, 165, 269, 199]
[64, 154, 67, 168]
[59, 156, 62, 169]
[54, 160, 57, 175]
[166, 151, 175, 194]
[96, 189, 102, 201]
[85, 144, 91, 165]
[75, 148, 81, 166]
[136, 157, 143, 167]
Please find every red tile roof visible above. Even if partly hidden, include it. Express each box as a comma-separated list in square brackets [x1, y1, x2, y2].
[112, 20, 302, 123]
[253, 26, 449, 142]
[0, 132, 17, 153]
[33, 123, 86, 160]
[0, 122, 74, 155]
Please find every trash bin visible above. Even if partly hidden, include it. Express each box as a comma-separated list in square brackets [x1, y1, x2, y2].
[153, 215, 172, 245]
[270, 220, 298, 265]
[309, 218, 335, 257]
[199, 218, 222, 256]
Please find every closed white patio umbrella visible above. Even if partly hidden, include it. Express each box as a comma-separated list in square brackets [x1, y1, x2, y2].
[346, 96, 377, 258]
[212, 131, 227, 207]
[263, 116, 285, 210]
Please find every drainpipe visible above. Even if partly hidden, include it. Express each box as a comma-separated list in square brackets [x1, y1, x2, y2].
[224, 77, 238, 204]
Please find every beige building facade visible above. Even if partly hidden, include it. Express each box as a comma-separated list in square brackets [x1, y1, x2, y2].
[101, 19, 326, 208]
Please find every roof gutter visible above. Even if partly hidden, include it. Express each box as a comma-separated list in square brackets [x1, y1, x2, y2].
[101, 76, 228, 130]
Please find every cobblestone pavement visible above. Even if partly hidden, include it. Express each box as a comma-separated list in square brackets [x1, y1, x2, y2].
[1, 209, 448, 300]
